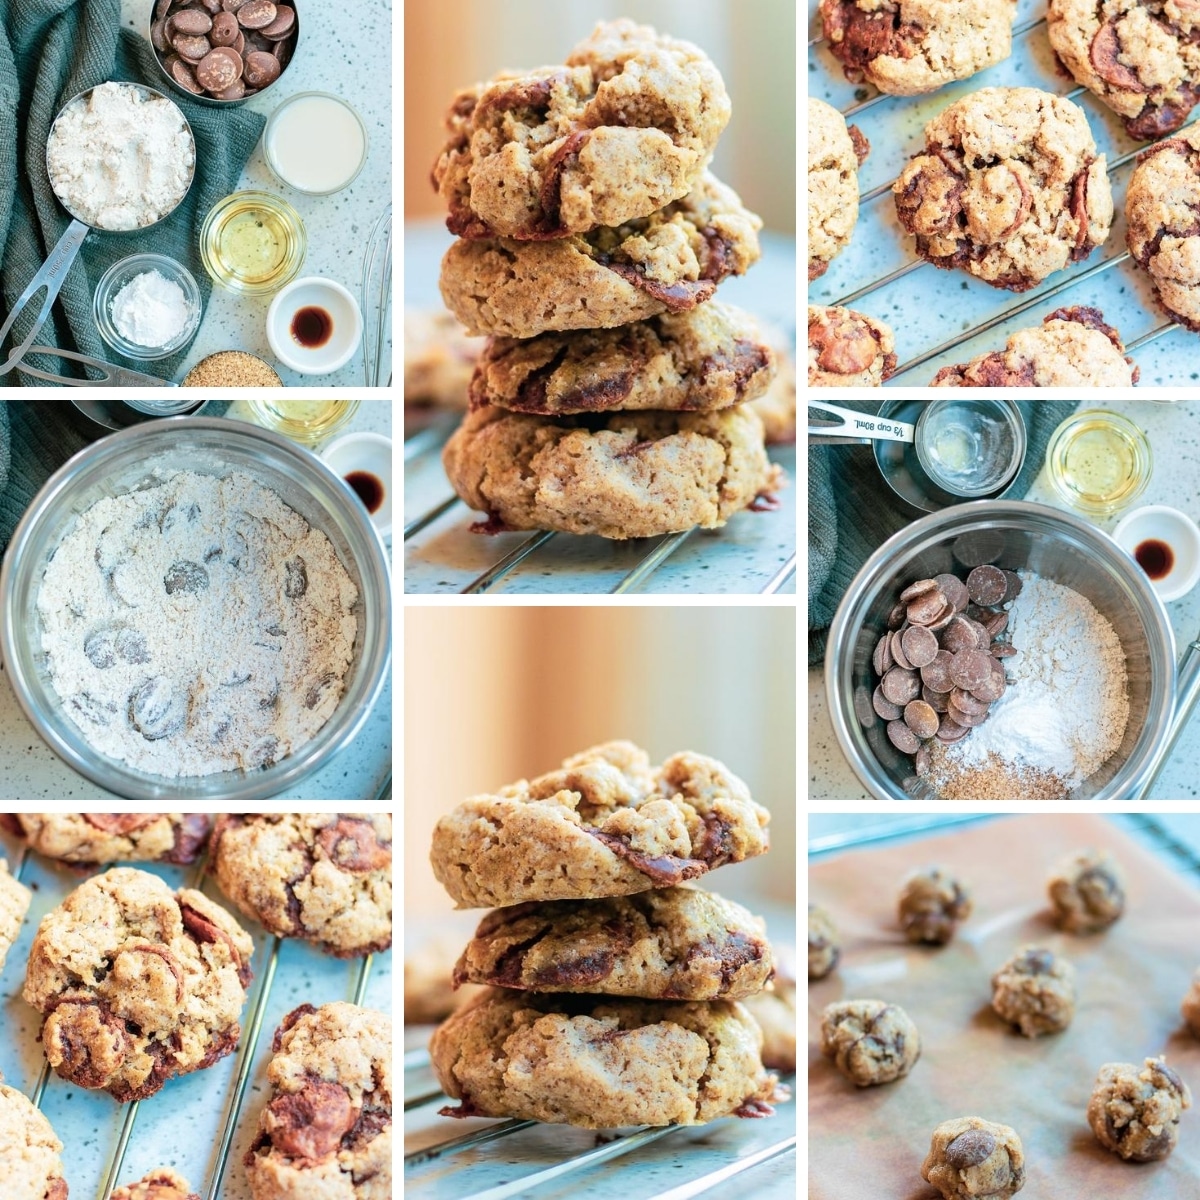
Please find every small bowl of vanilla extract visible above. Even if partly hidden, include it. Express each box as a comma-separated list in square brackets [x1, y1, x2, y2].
[322, 431, 391, 539]
[1113, 504, 1200, 604]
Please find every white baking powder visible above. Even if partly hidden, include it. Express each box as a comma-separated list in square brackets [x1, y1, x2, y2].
[110, 270, 192, 348]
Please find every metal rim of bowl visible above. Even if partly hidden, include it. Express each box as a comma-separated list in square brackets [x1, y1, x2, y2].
[0, 416, 391, 801]
[824, 499, 1176, 802]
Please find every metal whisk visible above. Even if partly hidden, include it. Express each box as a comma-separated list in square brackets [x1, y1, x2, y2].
[361, 203, 393, 387]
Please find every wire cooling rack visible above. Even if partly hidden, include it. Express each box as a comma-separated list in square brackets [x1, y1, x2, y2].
[0, 836, 392, 1200]
[808, 0, 1199, 386]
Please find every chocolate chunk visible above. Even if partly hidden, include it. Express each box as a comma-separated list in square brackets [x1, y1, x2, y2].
[904, 700, 939, 739]
[167, 814, 212, 864]
[586, 829, 708, 886]
[887, 719, 920, 754]
[196, 46, 243, 91]
[259, 3, 294, 38]
[873, 685, 904, 721]
[316, 817, 391, 873]
[164, 560, 209, 595]
[901, 625, 938, 669]
[1089, 21, 1149, 93]
[243, 49, 281, 88]
[966, 564, 1007, 606]
[265, 1080, 355, 1158]
[945, 1128, 997, 1170]
[129, 676, 186, 741]
[237, 0, 276, 28]
[284, 556, 308, 598]
[304, 672, 338, 711]
[83, 813, 160, 834]
[172, 8, 213, 34]
[181, 902, 253, 986]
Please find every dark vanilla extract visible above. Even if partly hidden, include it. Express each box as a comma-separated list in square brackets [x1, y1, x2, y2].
[291, 305, 333, 349]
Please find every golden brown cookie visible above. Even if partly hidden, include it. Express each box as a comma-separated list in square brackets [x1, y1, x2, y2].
[743, 959, 796, 1071]
[748, 325, 797, 443]
[808, 305, 897, 386]
[0, 1080, 68, 1200]
[0, 813, 210, 866]
[809, 98, 869, 280]
[0, 858, 31, 977]
[111, 1169, 198, 1200]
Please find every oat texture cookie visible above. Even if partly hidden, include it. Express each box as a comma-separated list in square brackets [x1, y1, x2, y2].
[430, 988, 778, 1127]
[930, 306, 1138, 385]
[898, 865, 973, 944]
[246, 1002, 391, 1200]
[433, 20, 729, 239]
[1047, 0, 1200, 139]
[1127, 128, 1200, 331]
[991, 946, 1076, 1037]
[442, 403, 782, 540]
[748, 324, 797, 443]
[430, 741, 770, 908]
[211, 814, 391, 958]
[808, 903, 840, 980]
[894, 88, 1112, 291]
[440, 172, 762, 337]
[1087, 1056, 1192, 1161]
[468, 302, 775, 415]
[821, 0, 1019, 95]
[808, 305, 897, 386]
[1047, 847, 1126, 933]
[452, 886, 774, 1000]
[404, 310, 485, 408]
[922, 1116, 1026, 1199]
[0, 1080, 68, 1200]
[1182, 967, 1200, 1037]
[809, 98, 868, 281]
[0, 813, 210, 866]
[110, 1170, 198, 1200]
[23, 867, 253, 1102]
[821, 999, 921, 1086]
[0, 858, 32, 976]
[743, 959, 796, 1071]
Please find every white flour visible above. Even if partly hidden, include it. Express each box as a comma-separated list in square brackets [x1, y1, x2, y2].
[110, 270, 192, 347]
[38, 470, 359, 777]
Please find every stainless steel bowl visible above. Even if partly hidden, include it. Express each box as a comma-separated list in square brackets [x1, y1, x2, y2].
[826, 501, 1175, 801]
[0, 417, 390, 800]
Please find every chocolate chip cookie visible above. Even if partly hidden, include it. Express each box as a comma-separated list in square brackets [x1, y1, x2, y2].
[430, 988, 779, 1126]
[430, 741, 770, 908]
[452, 886, 773, 1000]
[922, 1116, 1025, 1198]
[748, 324, 797, 443]
[1087, 1056, 1192, 1161]
[991, 946, 1077, 1037]
[403, 309, 484, 408]
[808, 305, 897, 386]
[441, 403, 783, 540]
[111, 1170, 198, 1200]
[808, 903, 840, 980]
[821, 0, 1019, 95]
[0, 858, 31, 976]
[743, 957, 796, 1071]
[0, 813, 210, 867]
[820, 999, 921, 1086]
[898, 865, 973, 944]
[468, 302, 776, 416]
[433, 19, 729, 239]
[1127, 127, 1200, 331]
[930, 306, 1139, 385]
[440, 172, 762, 337]
[245, 1002, 391, 1200]
[23, 867, 253, 1102]
[0, 1080, 67, 1200]
[1048, 0, 1200, 139]
[210, 814, 391, 959]
[893, 88, 1112, 291]
[1047, 847, 1126, 933]
[809, 98, 869, 280]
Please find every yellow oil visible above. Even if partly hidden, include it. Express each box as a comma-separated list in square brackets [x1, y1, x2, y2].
[1046, 412, 1152, 516]
[200, 191, 306, 296]
[246, 399, 361, 444]
[217, 207, 292, 284]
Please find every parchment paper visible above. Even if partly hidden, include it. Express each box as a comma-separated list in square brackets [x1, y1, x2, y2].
[809, 814, 1200, 1198]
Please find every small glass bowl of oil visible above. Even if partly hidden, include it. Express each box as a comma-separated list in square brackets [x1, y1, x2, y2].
[200, 191, 307, 296]
[244, 399, 362, 446]
[1045, 409, 1153, 517]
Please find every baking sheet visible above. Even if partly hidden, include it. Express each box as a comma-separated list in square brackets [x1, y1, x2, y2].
[809, 813, 1200, 1197]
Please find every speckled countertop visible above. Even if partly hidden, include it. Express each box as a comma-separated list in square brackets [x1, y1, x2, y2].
[809, 400, 1200, 801]
[119, 0, 392, 387]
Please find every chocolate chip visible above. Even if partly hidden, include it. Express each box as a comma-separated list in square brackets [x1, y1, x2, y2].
[886, 602, 907, 630]
[151, 18, 171, 53]
[904, 700, 939, 739]
[881, 666, 921, 706]
[887, 719, 920, 754]
[945, 1128, 997, 1169]
[873, 685, 903, 721]
[901, 625, 939, 668]
[243, 49, 281, 87]
[890, 629, 913, 671]
[172, 8, 213, 34]
[316, 817, 391, 872]
[237, 0, 277, 28]
[172, 32, 211, 61]
[167, 55, 204, 94]
[265, 1080, 355, 1158]
[1001, 570, 1023, 603]
[920, 650, 955, 693]
[164, 560, 209, 596]
[196, 46, 243, 91]
[1090, 20, 1149, 92]
[259, 3, 294, 38]
[935, 572, 970, 612]
[284, 555, 308, 598]
[210, 9, 239, 43]
[873, 633, 894, 676]
[900, 578, 939, 604]
[129, 676, 186, 741]
[214, 79, 246, 100]
[907, 588, 948, 626]
[922, 685, 951, 713]
[967, 564, 1007, 606]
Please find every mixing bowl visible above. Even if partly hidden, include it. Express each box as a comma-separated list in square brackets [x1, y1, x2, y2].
[0, 417, 390, 800]
[826, 501, 1175, 801]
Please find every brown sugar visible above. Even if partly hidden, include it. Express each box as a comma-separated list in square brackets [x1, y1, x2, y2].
[182, 351, 282, 387]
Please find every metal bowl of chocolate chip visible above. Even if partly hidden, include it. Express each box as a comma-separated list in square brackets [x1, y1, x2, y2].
[0, 417, 390, 800]
[826, 501, 1176, 802]
[149, 0, 300, 107]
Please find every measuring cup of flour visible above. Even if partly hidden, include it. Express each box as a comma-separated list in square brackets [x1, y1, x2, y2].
[0, 82, 196, 376]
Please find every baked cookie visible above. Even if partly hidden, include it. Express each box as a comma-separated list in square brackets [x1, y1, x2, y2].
[1127, 128, 1200, 331]
[0, 1080, 67, 1200]
[0, 813, 210, 866]
[893, 88, 1112, 291]
[111, 1170, 198, 1200]
[405, 939, 484, 1024]
[922, 1116, 1025, 1199]
[898, 865, 972, 944]
[809, 98, 869, 281]
[433, 19, 729, 239]
[440, 172, 762, 338]
[452, 886, 774, 1000]
[809, 305, 897, 387]
[991, 946, 1076, 1037]
[0, 858, 31, 976]
[1087, 1056, 1191, 1161]
[210, 814, 391, 959]
[930, 306, 1138, 386]
[23, 867, 253, 1102]
[431, 741, 770, 908]
[820, 999, 920, 1086]
[748, 326, 796, 443]
[430, 988, 779, 1127]
[743, 959, 796, 1071]
[246, 1003, 391, 1200]
[1047, 847, 1125, 933]
[468, 302, 776, 416]
[403, 310, 484, 408]
[1047, 0, 1200, 139]
[808, 903, 840, 980]
[441, 404, 782, 540]
[1182, 967, 1200, 1037]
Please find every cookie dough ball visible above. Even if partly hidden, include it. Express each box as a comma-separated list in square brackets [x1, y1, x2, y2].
[808, 305, 897, 387]
[808, 98, 868, 281]
[820, 998, 920, 1086]
[809, 903, 840, 979]
[1047, 848, 1125, 934]
[1087, 1056, 1192, 1162]
[898, 865, 972, 945]
[991, 946, 1076, 1037]
[1182, 968, 1200, 1037]
[922, 1116, 1026, 1199]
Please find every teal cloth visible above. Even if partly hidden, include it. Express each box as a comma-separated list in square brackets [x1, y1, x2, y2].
[0, 1, 266, 384]
[808, 400, 1079, 666]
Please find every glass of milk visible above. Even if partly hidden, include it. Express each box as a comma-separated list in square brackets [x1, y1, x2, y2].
[263, 92, 369, 195]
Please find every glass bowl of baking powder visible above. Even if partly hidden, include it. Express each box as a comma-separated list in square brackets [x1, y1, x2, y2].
[93, 253, 202, 360]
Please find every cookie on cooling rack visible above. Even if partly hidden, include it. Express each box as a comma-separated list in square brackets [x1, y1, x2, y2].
[245, 1003, 391, 1200]
[0, 858, 31, 976]
[929, 306, 1138, 386]
[431, 988, 780, 1127]
[0, 1079, 67, 1200]
[808, 305, 897, 387]
[748, 324, 796, 444]
[111, 1169, 199, 1200]
[743, 958, 797, 1072]
[0, 813, 210, 867]
[210, 814, 392, 958]
[430, 741, 770, 909]
[808, 97, 869, 281]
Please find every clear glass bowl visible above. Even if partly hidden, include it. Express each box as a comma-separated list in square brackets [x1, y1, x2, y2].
[93, 253, 202, 360]
[200, 191, 307, 296]
[1045, 409, 1153, 518]
[263, 91, 369, 195]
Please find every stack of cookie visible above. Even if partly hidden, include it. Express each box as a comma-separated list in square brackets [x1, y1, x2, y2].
[431, 20, 783, 540]
[427, 740, 783, 1127]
